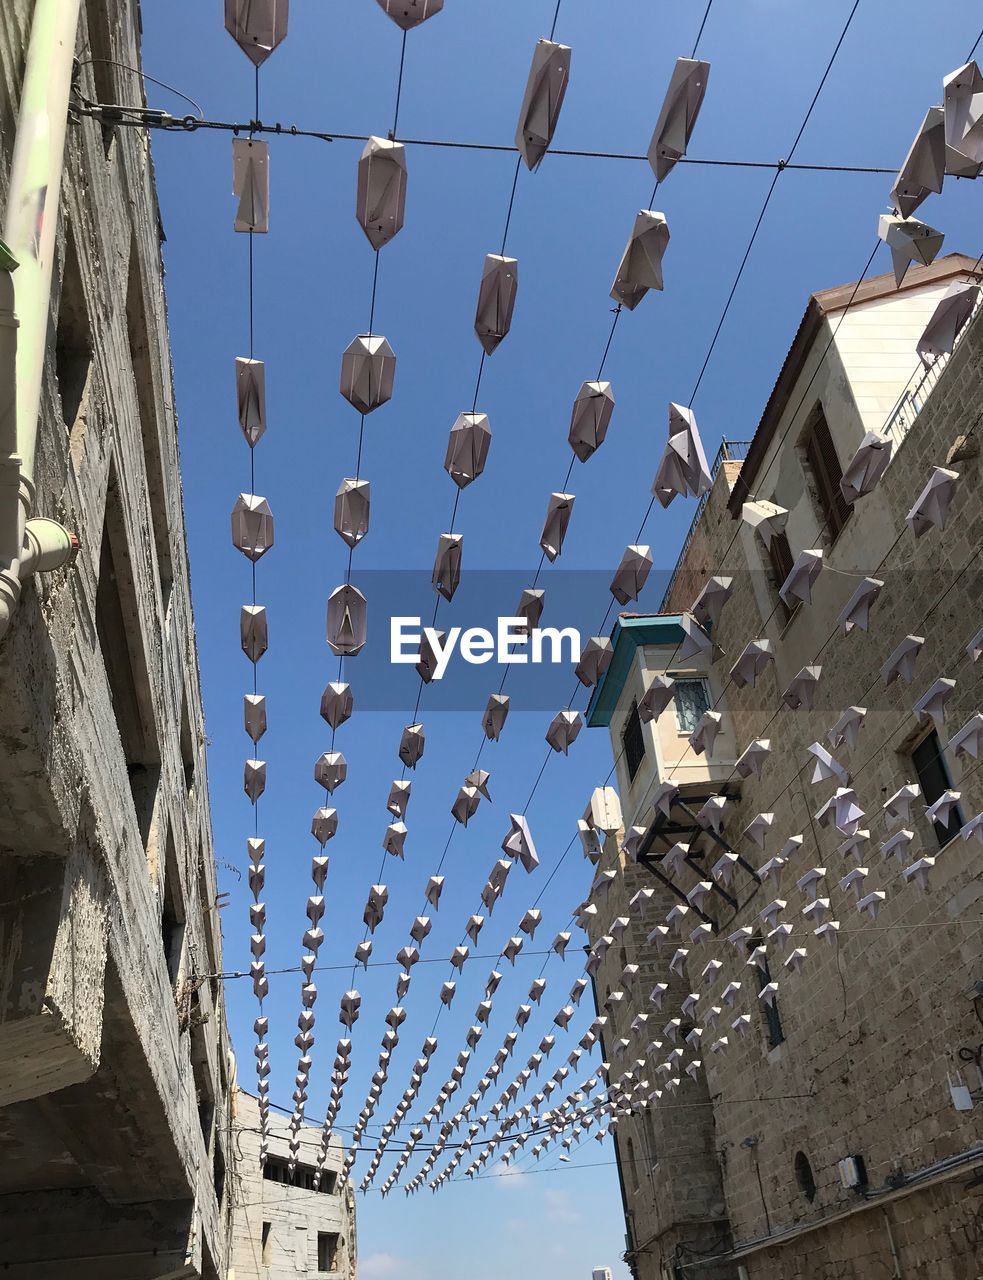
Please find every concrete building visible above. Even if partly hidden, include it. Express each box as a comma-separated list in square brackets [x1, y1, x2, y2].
[586, 254, 983, 1280]
[0, 1, 235, 1275]
[232, 1090, 357, 1280]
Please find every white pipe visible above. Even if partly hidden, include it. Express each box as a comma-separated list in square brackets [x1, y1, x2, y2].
[0, 0, 83, 638]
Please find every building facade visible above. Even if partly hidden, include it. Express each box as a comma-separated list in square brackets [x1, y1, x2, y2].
[232, 1090, 357, 1280]
[586, 254, 983, 1279]
[0, 2, 235, 1275]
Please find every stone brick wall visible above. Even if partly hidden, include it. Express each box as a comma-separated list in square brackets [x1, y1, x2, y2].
[646, 277, 983, 1278]
[0, 2, 234, 1274]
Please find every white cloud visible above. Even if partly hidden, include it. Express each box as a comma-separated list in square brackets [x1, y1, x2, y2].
[360, 1253, 424, 1280]
[544, 1188, 577, 1225]
[495, 1164, 528, 1191]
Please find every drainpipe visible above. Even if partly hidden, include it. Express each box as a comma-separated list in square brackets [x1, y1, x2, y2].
[0, 0, 82, 640]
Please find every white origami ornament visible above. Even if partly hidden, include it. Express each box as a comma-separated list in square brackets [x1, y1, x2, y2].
[233, 138, 269, 233]
[244, 694, 267, 743]
[926, 790, 961, 827]
[696, 795, 727, 833]
[783, 665, 822, 711]
[320, 681, 353, 730]
[568, 381, 616, 462]
[399, 723, 425, 769]
[240, 605, 268, 663]
[828, 706, 866, 751]
[836, 577, 883, 634]
[515, 38, 572, 170]
[232, 494, 274, 561]
[474, 255, 519, 355]
[340, 333, 396, 415]
[639, 674, 675, 722]
[444, 413, 492, 489]
[916, 282, 979, 366]
[943, 61, 983, 176]
[575, 636, 614, 687]
[610, 210, 670, 309]
[906, 467, 959, 537]
[375, 0, 443, 30]
[387, 780, 411, 819]
[688, 710, 722, 757]
[951, 713, 983, 761]
[451, 785, 481, 826]
[816, 787, 864, 837]
[902, 856, 935, 891]
[334, 478, 370, 549]
[890, 106, 945, 218]
[482, 693, 510, 741]
[840, 431, 893, 504]
[741, 499, 788, 546]
[502, 814, 540, 873]
[610, 545, 653, 605]
[326, 584, 367, 657]
[678, 613, 719, 661]
[244, 760, 266, 801]
[383, 822, 408, 859]
[736, 739, 771, 780]
[780, 549, 823, 606]
[235, 357, 266, 446]
[225, 0, 289, 65]
[730, 639, 775, 689]
[882, 636, 924, 686]
[652, 404, 712, 506]
[744, 813, 774, 849]
[884, 783, 921, 825]
[540, 493, 575, 561]
[878, 214, 944, 288]
[692, 576, 734, 628]
[647, 57, 710, 181]
[356, 136, 407, 250]
[807, 742, 849, 786]
[913, 678, 956, 731]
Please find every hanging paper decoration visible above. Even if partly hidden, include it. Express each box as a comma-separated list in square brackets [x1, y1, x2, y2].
[692, 575, 734, 628]
[235, 357, 267, 446]
[678, 613, 719, 661]
[689, 710, 722, 756]
[232, 494, 274, 561]
[387, 779, 411, 818]
[539, 492, 576, 561]
[877, 214, 944, 288]
[730, 638, 775, 688]
[244, 759, 267, 801]
[451, 785, 481, 826]
[474, 255, 519, 354]
[653, 403, 712, 506]
[225, 0, 289, 64]
[890, 106, 945, 218]
[950, 713, 983, 760]
[884, 782, 920, 825]
[375, 0, 443, 29]
[906, 466, 959, 536]
[943, 61, 983, 176]
[647, 57, 710, 181]
[334, 478, 371, 548]
[444, 413, 492, 488]
[836, 577, 883, 634]
[314, 751, 347, 793]
[432, 533, 463, 601]
[240, 604, 269, 662]
[840, 431, 893, 504]
[916, 281, 979, 366]
[232, 138, 270, 233]
[311, 807, 338, 844]
[611, 210, 670, 309]
[482, 693, 510, 741]
[779, 549, 823, 606]
[828, 705, 867, 750]
[782, 665, 822, 710]
[340, 333, 396, 414]
[736, 739, 771, 780]
[610, 545, 654, 604]
[502, 813, 540, 872]
[320, 681, 354, 728]
[399, 723, 426, 768]
[356, 136, 407, 250]
[696, 795, 726, 833]
[515, 38, 572, 169]
[912, 677, 956, 731]
[881, 635, 924, 686]
[568, 381, 615, 461]
[326, 583, 368, 656]
[639, 673, 675, 722]
[575, 636, 614, 687]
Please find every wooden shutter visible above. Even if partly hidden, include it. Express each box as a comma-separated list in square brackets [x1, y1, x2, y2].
[767, 531, 796, 622]
[805, 410, 851, 537]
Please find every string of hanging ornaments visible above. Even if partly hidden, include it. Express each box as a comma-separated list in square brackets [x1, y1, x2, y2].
[224, 0, 289, 1169]
[344, 2, 575, 1192]
[407, 40, 983, 1196]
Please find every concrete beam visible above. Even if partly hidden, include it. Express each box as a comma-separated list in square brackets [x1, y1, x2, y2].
[0, 840, 109, 1106]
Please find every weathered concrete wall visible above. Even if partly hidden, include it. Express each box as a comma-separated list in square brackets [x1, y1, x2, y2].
[599, 261, 983, 1279]
[232, 1090, 357, 1280]
[0, 1, 234, 1275]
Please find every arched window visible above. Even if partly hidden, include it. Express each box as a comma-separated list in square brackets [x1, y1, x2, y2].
[794, 1150, 817, 1202]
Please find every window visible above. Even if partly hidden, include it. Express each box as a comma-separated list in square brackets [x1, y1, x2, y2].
[95, 465, 162, 854]
[160, 828, 185, 990]
[766, 530, 798, 625]
[804, 408, 851, 539]
[911, 732, 963, 847]
[261, 1222, 272, 1264]
[127, 238, 174, 613]
[794, 1150, 817, 1202]
[317, 1233, 340, 1272]
[621, 701, 646, 781]
[55, 224, 93, 458]
[263, 1156, 336, 1193]
[748, 935, 785, 1048]
[673, 679, 710, 734]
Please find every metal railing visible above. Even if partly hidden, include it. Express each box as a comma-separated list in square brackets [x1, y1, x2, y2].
[882, 288, 983, 450]
[658, 438, 752, 610]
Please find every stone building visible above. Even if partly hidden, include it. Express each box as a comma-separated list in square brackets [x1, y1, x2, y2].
[232, 1090, 357, 1280]
[585, 254, 983, 1279]
[0, 1, 235, 1275]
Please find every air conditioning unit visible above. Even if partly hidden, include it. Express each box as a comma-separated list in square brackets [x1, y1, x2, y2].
[591, 1268, 613, 1280]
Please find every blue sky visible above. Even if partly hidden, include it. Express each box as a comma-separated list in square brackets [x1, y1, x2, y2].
[139, 3, 983, 1276]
